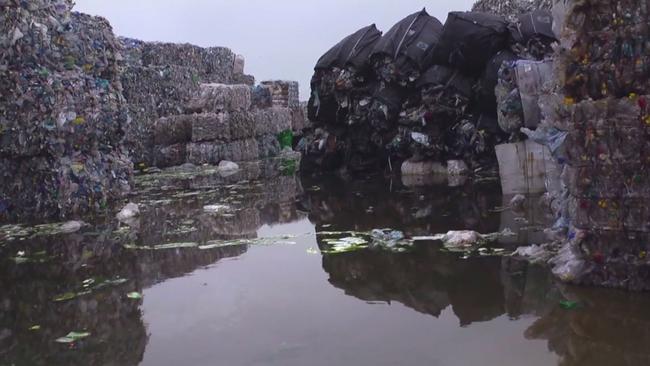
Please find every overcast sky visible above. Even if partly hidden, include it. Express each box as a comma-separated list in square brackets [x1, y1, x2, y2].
[74, 1, 476, 100]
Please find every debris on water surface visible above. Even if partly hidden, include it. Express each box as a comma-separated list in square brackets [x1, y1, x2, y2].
[52, 277, 129, 302]
[116, 203, 140, 224]
[559, 300, 580, 310]
[1, 221, 87, 242]
[127, 292, 143, 300]
[203, 204, 231, 213]
[306, 247, 320, 255]
[55, 331, 91, 344]
[321, 237, 369, 254]
[29, 325, 41, 331]
[10, 250, 52, 264]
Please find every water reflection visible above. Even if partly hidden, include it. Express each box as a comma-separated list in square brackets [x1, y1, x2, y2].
[0, 170, 303, 365]
[0, 172, 649, 366]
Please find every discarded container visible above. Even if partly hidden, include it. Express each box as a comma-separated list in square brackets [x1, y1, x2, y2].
[495, 140, 559, 194]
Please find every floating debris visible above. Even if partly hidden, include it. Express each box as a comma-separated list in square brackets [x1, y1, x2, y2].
[559, 300, 580, 310]
[10, 250, 52, 264]
[127, 292, 143, 300]
[203, 204, 231, 213]
[321, 237, 369, 254]
[55, 331, 91, 344]
[306, 247, 320, 255]
[29, 325, 41, 331]
[52, 277, 129, 302]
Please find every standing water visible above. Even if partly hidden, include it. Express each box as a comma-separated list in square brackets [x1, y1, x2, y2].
[1, 172, 650, 366]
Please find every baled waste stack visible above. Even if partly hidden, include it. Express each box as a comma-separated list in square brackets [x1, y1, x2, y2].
[0, 0, 132, 221]
[545, 0, 650, 291]
[302, 7, 557, 174]
[149, 82, 297, 168]
[119, 37, 255, 166]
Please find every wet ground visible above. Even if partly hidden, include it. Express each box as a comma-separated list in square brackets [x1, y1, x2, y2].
[1, 169, 650, 366]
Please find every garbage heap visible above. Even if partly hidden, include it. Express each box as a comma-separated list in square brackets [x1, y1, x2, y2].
[119, 38, 255, 166]
[546, 0, 650, 291]
[0, 0, 133, 221]
[149, 82, 300, 168]
[302, 8, 557, 175]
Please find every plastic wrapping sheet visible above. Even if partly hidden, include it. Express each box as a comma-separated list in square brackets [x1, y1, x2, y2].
[433, 11, 510, 76]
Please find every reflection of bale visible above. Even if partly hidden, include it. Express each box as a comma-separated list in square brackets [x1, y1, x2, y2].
[200, 208, 261, 238]
[322, 244, 505, 325]
[187, 139, 259, 165]
[525, 286, 650, 366]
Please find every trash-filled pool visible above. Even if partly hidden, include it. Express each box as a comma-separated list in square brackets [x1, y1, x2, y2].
[1, 173, 649, 366]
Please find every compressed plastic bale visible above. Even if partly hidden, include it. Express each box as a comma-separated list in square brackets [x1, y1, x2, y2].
[251, 85, 273, 109]
[121, 64, 200, 164]
[232, 74, 255, 86]
[563, 164, 650, 199]
[234, 54, 246, 75]
[187, 83, 252, 113]
[153, 115, 192, 146]
[515, 59, 553, 129]
[227, 111, 257, 140]
[254, 107, 292, 136]
[222, 139, 260, 162]
[1, 71, 129, 158]
[564, 126, 646, 167]
[568, 196, 650, 232]
[139, 42, 236, 83]
[187, 142, 224, 165]
[477, 50, 517, 111]
[153, 143, 187, 168]
[260, 81, 300, 108]
[258, 134, 282, 159]
[433, 11, 510, 76]
[190, 113, 231, 142]
[290, 107, 307, 134]
[187, 139, 259, 165]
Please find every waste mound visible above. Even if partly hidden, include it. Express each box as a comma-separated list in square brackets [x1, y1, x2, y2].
[1, 1, 132, 221]
[302, 6, 557, 175]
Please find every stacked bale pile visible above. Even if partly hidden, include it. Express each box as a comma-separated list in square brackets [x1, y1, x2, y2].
[148, 83, 295, 168]
[472, 0, 554, 19]
[302, 7, 557, 174]
[119, 38, 255, 166]
[0, 1, 133, 221]
[548, 0, 650, 290]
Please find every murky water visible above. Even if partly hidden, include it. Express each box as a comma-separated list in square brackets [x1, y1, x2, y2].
[2, 171, 650, 366]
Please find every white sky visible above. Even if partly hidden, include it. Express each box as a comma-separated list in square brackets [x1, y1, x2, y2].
[73, 1, 477, 100]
